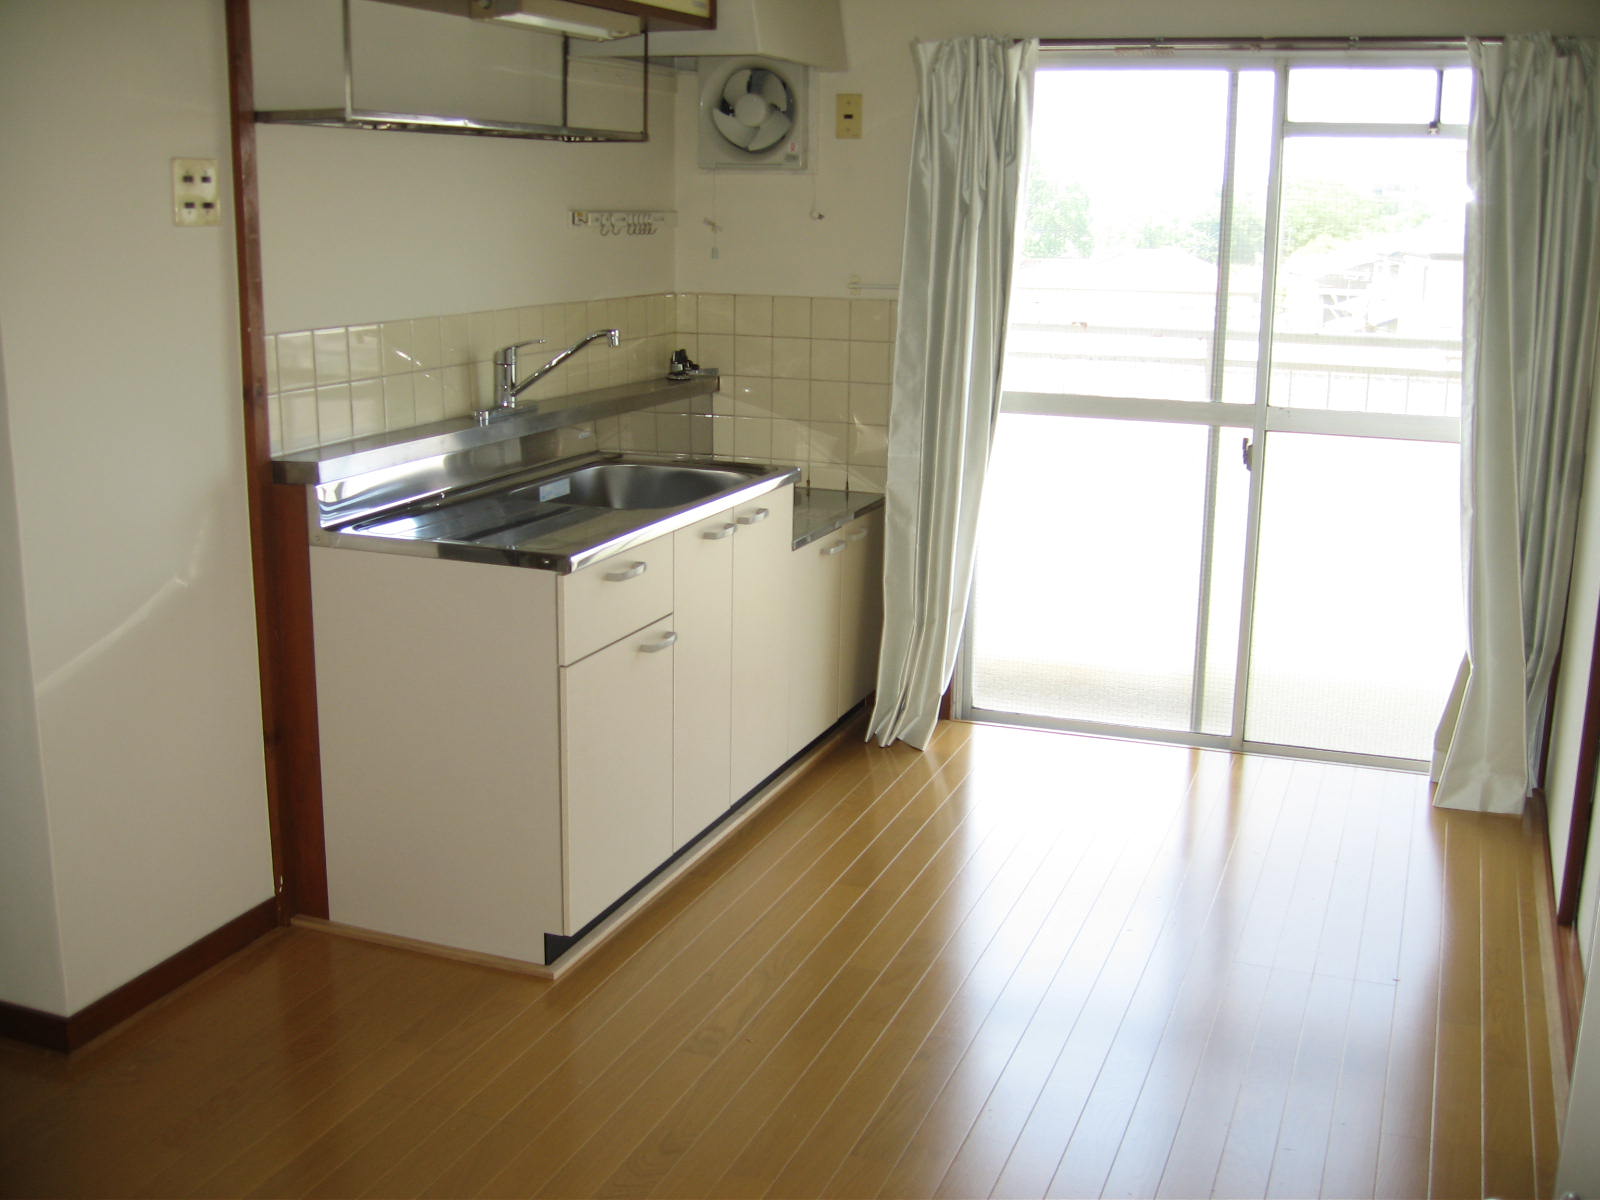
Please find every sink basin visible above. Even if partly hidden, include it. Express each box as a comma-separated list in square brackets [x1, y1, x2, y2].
[544, 462, 755, 510]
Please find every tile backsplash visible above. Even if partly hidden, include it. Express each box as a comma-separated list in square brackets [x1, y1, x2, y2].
[267, 291, 896, 492]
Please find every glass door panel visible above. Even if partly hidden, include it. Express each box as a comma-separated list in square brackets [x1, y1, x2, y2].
[1244, 433, 1464, 759]
[1270, 136, 1466, 417]
[969, 414, 1240, 731]
[1005, 69, 1232, 402]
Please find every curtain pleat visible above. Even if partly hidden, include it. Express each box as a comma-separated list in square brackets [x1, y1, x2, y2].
[866, 37, 1036, 749]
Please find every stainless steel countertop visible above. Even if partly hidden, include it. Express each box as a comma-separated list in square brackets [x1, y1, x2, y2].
[792, 487, 885, 549]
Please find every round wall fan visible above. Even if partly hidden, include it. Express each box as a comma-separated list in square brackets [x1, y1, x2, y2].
[698, 57, 808, 170]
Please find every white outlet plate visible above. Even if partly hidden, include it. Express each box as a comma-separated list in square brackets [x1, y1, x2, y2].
[172, 157, 220, 227]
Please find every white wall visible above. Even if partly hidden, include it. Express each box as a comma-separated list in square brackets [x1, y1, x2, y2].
[0, 333, 66, 1016]
[0, 2, 274, 1015]
[673, 0, 1600, 296]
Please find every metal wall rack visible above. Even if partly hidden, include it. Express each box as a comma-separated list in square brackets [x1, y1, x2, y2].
[254, 0, 650, 142]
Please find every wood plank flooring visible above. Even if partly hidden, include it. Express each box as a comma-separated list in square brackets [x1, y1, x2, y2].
[0, 722, 1563, 1198]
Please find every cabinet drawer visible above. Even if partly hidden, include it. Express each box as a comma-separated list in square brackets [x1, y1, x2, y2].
[558, 534, 674, 664]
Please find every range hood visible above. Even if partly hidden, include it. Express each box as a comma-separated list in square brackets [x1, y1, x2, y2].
[576, 0, 845, 69]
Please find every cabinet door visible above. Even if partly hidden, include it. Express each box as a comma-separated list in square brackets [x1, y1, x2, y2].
[673, 512, 736, 846]
[837, 511, 884, 711]
[731, 486, 795, 798]
[561, 617, 676, 932]
[787, 531, 845, 754]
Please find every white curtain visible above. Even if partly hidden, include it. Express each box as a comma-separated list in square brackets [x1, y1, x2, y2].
[1433, 34, 1600, 813]
[867, 36, 1036, 749]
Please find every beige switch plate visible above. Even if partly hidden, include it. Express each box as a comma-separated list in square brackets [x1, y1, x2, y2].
[172, 157, 220, 227]
[835, 93, 862, 139]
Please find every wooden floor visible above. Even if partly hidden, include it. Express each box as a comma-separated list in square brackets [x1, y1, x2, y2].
[0, 722, 1565, 1199]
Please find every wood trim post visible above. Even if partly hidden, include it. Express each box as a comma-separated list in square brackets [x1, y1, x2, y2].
[225, 0, 329, 920]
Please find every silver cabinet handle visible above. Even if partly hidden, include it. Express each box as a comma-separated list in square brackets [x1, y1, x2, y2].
[821, 541, 846, 557]
[702, 522, 737, 540]
[603, 561, 647, 582]
[844, 526, 869, 542]
[736, 507, 770, 525]
[640, 631, 678, 653]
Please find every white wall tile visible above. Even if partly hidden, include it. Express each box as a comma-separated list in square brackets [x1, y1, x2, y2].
[280, 388, 318, 452]
[383, 373, 415, 430]
[348, 325, 381, 381]
[849, 341, 892, 384]
[734, 335, 772, 378]
[439, 315, 470, 367]
[812, 298, 851, 340]
[315, 382, 353, 443]
[810, 339, 850, 382]
[733, 416, 772, 461]
[772, 378, 809, 420]
[380, 321, 414, 376]
[734, 293, 773, 336]
[350, 378, 385, 437]
[313, 327, 350, 385]
[848, 422, 888, 467]
[699, 293, 734, 334]
[811, 380, 849, 423]
[772, 296, 811, 338]
[276, 330, 314, 392]
[849, 382, 891, 425]
[850, 299, 895, 342]
[413, 370, 445, 423]
[674, 292, 697, 333]
[771, 337, 810, 379]
[731, 376, 772, 418]
[809, 420, 848, 465]
[410, 318, 440, 372]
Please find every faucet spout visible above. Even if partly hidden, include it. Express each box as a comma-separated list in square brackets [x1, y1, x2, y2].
[497, 328, 621, 410]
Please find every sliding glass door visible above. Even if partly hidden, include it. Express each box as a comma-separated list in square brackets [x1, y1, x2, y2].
[960, 57, 1468, 768]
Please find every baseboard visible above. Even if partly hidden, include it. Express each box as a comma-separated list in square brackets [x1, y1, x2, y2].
[0, 897, 279, 1054]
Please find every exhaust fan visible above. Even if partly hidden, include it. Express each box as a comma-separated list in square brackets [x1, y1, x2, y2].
[698, 56, 808, 171]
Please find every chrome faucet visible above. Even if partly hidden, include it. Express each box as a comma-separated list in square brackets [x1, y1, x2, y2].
[494, 328, 621, 412]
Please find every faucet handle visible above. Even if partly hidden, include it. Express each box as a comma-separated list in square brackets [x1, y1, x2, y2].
[496, 338, 547, 364]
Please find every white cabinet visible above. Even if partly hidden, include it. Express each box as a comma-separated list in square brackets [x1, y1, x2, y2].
[673, 485, 795, 846]
[672, 511, 736, 846]
[561, 616, 677, 931]
[837, 513, 884, 710]
[787, 508, 884, 753]
[730, 488, 794, 798]
[312, 547, 563, 965]
[312, 480, 861, 967]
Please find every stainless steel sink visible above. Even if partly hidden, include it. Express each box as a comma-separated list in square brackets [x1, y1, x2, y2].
[546, 462, 755, 510]
[326, 454, 801, 572]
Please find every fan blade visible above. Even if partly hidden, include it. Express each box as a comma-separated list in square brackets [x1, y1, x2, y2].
[746, 110, 792, 152]
[721, 69, 752, 109]
[754, 70, 790, 111]
[712, 106, 758, 149]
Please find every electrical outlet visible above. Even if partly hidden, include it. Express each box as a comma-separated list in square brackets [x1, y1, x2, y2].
[835, 93, 862, 139]
[172, 157, 220, 227]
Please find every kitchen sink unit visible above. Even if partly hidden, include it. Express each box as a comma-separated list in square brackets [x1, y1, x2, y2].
[275, 377, 882, 972]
